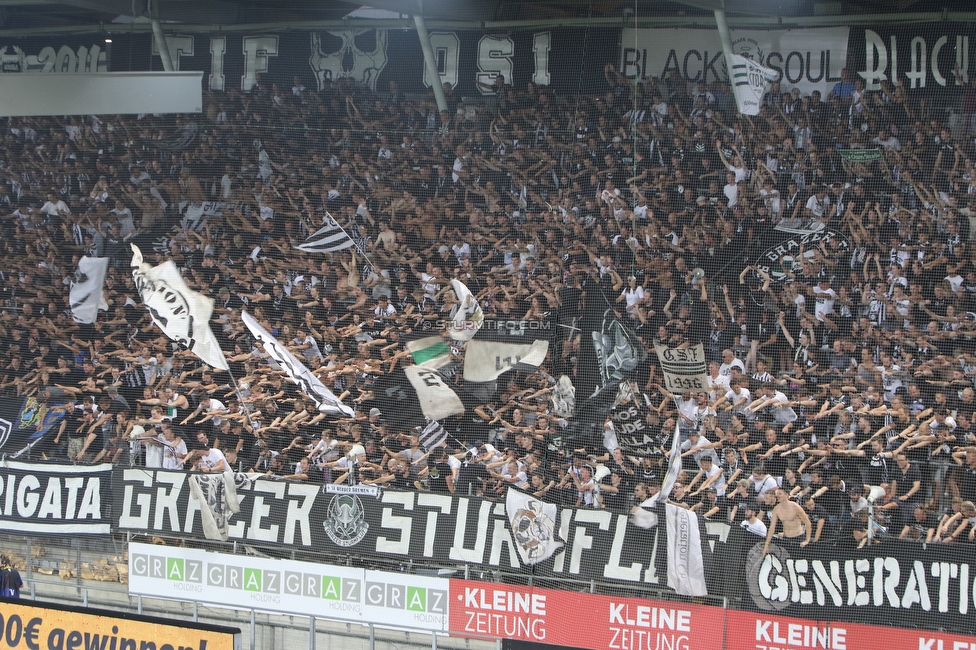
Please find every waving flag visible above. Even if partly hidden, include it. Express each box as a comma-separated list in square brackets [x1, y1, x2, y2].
[130, 244, 229, 371]
[294, 214, 356, 253]
[730, 54, 776, 116]
[373, 366, 466, 430]
[241, 310, 354, 417]
[69, 256, 109, 324]
[405, 334, 452, 370]
[448, 279, 484, 341]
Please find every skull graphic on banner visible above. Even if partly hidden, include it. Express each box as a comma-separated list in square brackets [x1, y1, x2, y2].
[309, 30, 388, 91]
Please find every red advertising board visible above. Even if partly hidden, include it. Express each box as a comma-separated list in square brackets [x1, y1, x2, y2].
[726, 610, 976, 650]
[448, 579, 725, 650]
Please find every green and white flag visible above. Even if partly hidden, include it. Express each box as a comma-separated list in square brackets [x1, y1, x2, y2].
[838, 148, 882, 162]
[405, 334, 452, 369]
[730, 54, 776, 116]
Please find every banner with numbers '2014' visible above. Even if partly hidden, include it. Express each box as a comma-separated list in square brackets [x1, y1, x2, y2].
[654, 344, 709, 393]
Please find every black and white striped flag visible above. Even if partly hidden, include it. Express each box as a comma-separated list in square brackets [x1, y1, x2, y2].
[295, 214, 356, 254]
[416, 420, 448, 450]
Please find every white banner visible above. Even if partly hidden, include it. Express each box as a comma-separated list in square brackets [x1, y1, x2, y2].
[621, 27, 849, 95]
[404, 365, 465, 422]
[654, 344, 709, 393]
[69, 256, 108, 324]
[463, 339, 549, 383]
[128, 543, 449, 631]
[665, 504, 707, 597]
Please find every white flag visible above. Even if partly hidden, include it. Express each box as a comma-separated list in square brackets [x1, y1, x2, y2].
[130, 244, 229, 371]
[404, 365, 465, 421]
[69, 256, 109, 324]
[295, 214, 356, 253]
[241, 310, 354, 417]
[463, 339, 549, 383]
[651, 418, 682, 506]
[506, 489, 563, 565]
[730, 54, 776, 116]
[665, 503, 707, 596]
[448, 279, 484, 341]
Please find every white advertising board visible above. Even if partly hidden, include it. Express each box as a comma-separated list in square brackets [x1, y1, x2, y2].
[128, 543, 449, 632]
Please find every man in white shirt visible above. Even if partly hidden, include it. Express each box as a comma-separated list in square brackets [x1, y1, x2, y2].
[741, 501, 768, 536]
[811, 278, 837, 323]
[723, 171, 739, 207]
[41, 193, 70, 218]
[706, 361, 730, 400]
[192, 432, 227, 472]
[804, 186, 830, 220]
[159, 427, 188, 470]
[681, 429, 720, 469]
[719, 349, 745, 378]
[181, 396, 227, 428]
[747, 383, 798, 426]
[720, 379, 752, 415]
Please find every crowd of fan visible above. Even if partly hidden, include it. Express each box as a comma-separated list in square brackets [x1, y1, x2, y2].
[4, 62, 976, 551]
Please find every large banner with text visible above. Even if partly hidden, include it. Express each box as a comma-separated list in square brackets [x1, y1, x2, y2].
[0, 29, 615, 96]
[0, 461, 112, 535]
[736, 528, 976, 635]
[620, 27, 850, 95]
[112, 469, 712, 592]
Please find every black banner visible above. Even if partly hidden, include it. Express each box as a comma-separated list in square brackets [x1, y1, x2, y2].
[112, 468, 718, 590]
[737, 527, 976, 635]
[0, 461, 113, 535]
[0, 29, 615, 97]
[848, 24, 974, 98]
[0, 395, 69, 456]
[750, 222, 851, 284]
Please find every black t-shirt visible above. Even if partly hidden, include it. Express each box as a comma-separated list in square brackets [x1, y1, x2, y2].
[805, 504, 830, 530]
[960, 467, 976, 503]
[428, 461, 452, 494]
[893, 463, 923, 501]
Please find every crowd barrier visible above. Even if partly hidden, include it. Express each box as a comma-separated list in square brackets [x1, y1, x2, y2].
[127, 543, 976, 650]
[4, 461, 976, 646]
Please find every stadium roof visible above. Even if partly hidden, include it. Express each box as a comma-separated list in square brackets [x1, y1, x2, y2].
[0, 0, 970, 34]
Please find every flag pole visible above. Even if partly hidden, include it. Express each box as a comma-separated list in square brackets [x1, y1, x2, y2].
[223, 365, 260, 434]
[325, 211, 375, 271]
[713, 9, 740, 116]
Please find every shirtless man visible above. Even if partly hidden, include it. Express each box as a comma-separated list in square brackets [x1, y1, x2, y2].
[763, 487, 812, 555]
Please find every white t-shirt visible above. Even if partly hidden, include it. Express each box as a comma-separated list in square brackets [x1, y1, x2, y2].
[720, 358, 745, 377]
[621, 286, 645, 315]
[681, 435, 720, 468]
[812, 286, 837, 321]
[203, 398, 226, 426]
[707, 374, 731, 400]
[724, 387, 751, 411]
[750, 474, 778, 499]
[41, 199, 69, 216]
[805, 194, 829, 218]
[741, 517, 768, 536]
[199, 448, 227, 471]
[765, 390, 798, 423]
[701, 463, 727, 496]
[161, 436, 187, 470]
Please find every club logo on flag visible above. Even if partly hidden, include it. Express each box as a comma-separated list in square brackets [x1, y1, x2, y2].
[0, 417, 11, 449]
[323, 494, 369, 548]
[506, 489, 563, 565]
[511, 500, 557, 562]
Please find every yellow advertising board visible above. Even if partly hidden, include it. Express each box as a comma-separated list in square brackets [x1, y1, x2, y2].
[0, 597, 240, 650]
